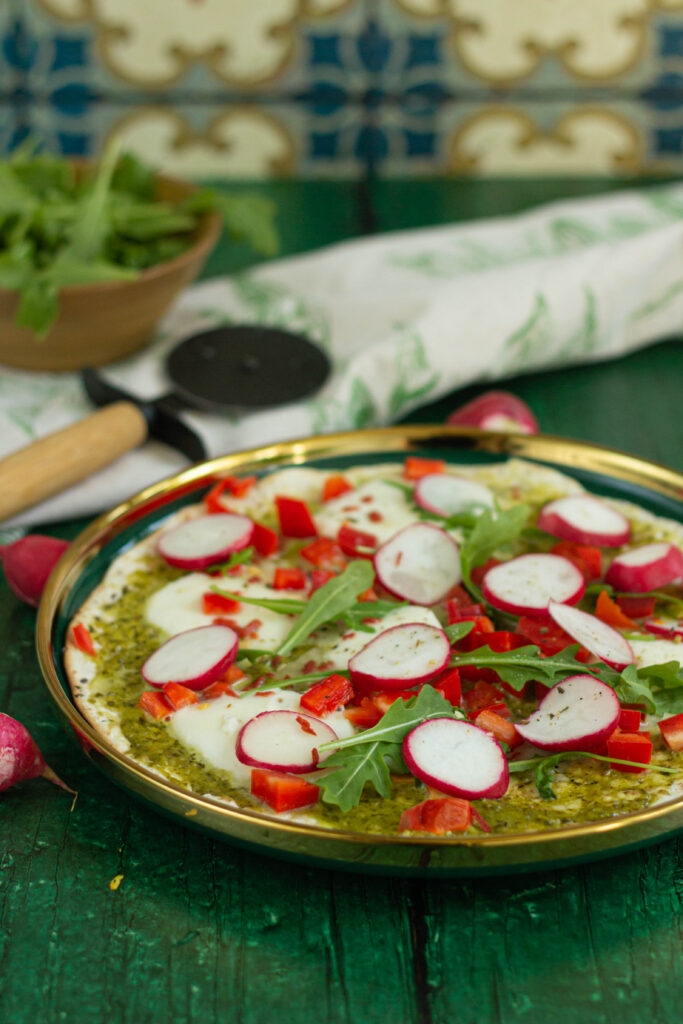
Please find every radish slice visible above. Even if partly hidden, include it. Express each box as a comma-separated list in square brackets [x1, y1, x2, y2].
[644, 617, 683, 640]
[413, 474, 494, 517]
[142, 624, 239, 690]
[236, 710, 338, 774]
[537, 495, 630, 548]
[373, 523, 462, 605]
[605, 542, 683, 593]
[515, 674, 620, 753]
[482, 554, 585, 618]
[548, 600, 634, 670]
[447, 391, 538, 434]
[157, 513, 254, 570]
[349, 623, 451, 691]
[402, 718, 509, 799]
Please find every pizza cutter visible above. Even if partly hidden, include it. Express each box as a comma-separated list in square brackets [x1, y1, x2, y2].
[0, 325, 331, 523]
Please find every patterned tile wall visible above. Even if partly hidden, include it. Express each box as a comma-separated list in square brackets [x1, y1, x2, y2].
[0, 0, 681, 177]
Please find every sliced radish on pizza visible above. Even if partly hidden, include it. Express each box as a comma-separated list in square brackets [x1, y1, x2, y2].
[373, 523, 462, 605]
[537, 495, 630, 547]
[605, 542, 683, 593]
[402, 718, 509, 799]
[235, 710, 338, 773]
[482, 553, 585, 618]
[142, 624, 239, 690]
[348, 622, 451, 691]
[515, 675, 620, 753]
[548, 600, 634, 670]
[413, 474, 494, 517]
[157, 513, 254, 570]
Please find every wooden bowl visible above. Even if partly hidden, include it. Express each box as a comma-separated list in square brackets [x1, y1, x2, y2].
[0, 173, 222, 372]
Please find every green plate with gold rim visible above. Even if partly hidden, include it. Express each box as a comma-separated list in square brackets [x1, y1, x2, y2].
[36, 426, 683, 876]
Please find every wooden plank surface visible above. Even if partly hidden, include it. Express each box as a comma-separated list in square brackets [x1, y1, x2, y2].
[1, 180, 681, 1024]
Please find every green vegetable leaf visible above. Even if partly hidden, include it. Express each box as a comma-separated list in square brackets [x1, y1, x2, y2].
[318, 741, 394, 812]
[449, 643, 589, 692]
[319, 685, 461, 754]
[443, 621, 475, 645]
[211, 588, 305, 616]
[211, 547, 255, 575]
[277, 560, 374, 656]
[509, 750, 683, 800]
[185, 188, 279, 256]
[14, 276, 58, 337]
[459, 504, 531, 588]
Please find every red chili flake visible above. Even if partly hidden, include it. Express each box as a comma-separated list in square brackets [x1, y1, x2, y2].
[341, 632, 356, 640]
[241, 619, 262, 639]
[394, 552, 403, 566]
[302, 659, 317, 674]
[368, 511, 383, 522]
[296, 716, 317, 736]
[361, 496, 374, 504]
[311, 747, 320, 767]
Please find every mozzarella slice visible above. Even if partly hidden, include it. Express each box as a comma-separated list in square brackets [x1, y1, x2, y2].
[315, 479, 415, 545]
[146, 572, 295, 650]
[170, 690, 355, 786]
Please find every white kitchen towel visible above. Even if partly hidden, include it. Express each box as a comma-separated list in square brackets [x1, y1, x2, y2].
[2, 182, 682, 528]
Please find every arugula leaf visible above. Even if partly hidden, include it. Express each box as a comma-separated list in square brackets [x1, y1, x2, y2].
[459, 504, 531, 586]
[278, 561, 374, 656]
[509, 750, 683, 800]
[318, 685, 462, 754]
[318, 741, 395, 812]
[211, 588, 305, 616]
[317, 687, 460, 811]
[250, 668, 350, 695]
[449, 643, 590, 692]
[211, 547, 255, 575]
[443, 621, 475, 644]
[184, 188, 278, 256]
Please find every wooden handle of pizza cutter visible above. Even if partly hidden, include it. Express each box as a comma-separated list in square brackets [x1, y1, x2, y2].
[0, 402, 148, 523]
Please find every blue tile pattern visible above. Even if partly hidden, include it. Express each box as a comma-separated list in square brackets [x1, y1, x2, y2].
[0, 1, 681, 176]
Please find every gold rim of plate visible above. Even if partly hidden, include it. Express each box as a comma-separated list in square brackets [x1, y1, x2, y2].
[36, 426, 683, 875]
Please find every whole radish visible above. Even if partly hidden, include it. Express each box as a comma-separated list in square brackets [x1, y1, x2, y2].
[0, 534, 69, 607]
[447, 391, 539, 434]
[0, 713, 75, 799]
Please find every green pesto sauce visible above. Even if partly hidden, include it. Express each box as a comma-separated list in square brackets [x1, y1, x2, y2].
[81, 497, 683, 836]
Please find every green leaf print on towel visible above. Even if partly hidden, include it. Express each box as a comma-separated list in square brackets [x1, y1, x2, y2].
[308, 376, 378, 433]
[387, 326, 440, 418]
[233, 276, 331, 349]
[556, 287, 599, 360]
[501, 294, 553, 372]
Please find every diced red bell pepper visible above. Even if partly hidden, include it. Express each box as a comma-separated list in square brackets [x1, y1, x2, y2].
[137, 691, 172, 720]
[300, 674, 355, 716]
[595, 590, 636, 630]
[204, 475, 257, 513]
[372, 690, 417, 715]
[618, 707, 643, 733]
[615, 594, 656, 619]
[322, 475, 354, 501]
[252, 522, 279, 557]
[448, 585, 477, 609]
[658, 712, 683, 752]
[446, 600, 487, 624]
[551, 541, 602, 582]
[403, 456, 446, 480]
[202, 592, 241, 616]
[462, 680, 506, 716]
[162, 682, 200, 710]
[201, 681, 236, 700]
[344, 698, 382, 729]
[299, 536, 346, 571]
[474, 708, 522, 748]
[273, 567, 307, 590]
[251, 768, 319, 813]
[275, 495, 318, 538]
[399, 797, 472, 834]
[515, 617, 591, 661]
[430, 667, 462, 706]
[337, 522, 377, 558]
[606, 730, 653, 773]
[470, 557, 501, 587]
[310, 569, 336, 592]
[72, 622, 96, 657]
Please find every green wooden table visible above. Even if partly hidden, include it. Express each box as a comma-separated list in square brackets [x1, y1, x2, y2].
[1, 181, 682, 1024]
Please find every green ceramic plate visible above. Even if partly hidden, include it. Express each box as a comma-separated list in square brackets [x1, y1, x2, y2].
[37, 426, 683, 876]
